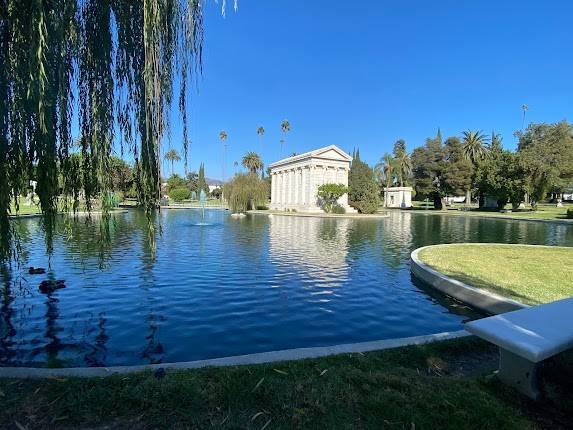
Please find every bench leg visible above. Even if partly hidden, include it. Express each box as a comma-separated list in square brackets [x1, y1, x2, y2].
[498, 348, 539, 399]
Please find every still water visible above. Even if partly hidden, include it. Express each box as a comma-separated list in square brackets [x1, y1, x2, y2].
[1, 209, 572, 367]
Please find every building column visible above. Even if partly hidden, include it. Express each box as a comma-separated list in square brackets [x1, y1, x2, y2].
[271, 173, 276, 205]
[281, 171, 286, 208]
[288, 169, 294, 205]
[293, 169, 298, 205]
[309, 165, 317, 208]
[301, 168, 307, 206]
[280, 171, 285, 206]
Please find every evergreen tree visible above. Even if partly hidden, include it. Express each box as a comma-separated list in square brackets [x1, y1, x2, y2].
[411, 136, 446, 208]
[349, 151, 380, 214]
[197, 163, 209, 196]
[442, 137, 474, 197]
[475, 151, 526, 210]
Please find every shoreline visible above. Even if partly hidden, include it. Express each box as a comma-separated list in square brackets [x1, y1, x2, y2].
[247, 209, 389, 219]
[0, 330, 468, 378]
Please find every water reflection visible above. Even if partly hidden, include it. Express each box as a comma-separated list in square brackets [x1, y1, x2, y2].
[0, 210, 571, 368]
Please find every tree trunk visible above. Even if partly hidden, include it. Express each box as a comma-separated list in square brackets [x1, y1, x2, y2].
[433, 194, 443, 210]
[465, 189, 471, 206]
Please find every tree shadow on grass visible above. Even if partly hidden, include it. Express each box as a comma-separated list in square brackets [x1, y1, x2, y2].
[429, 269, 542, 306]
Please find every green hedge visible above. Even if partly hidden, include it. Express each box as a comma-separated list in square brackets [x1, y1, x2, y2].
[169, 187, 191, 202]
[567, 208, 573, 219]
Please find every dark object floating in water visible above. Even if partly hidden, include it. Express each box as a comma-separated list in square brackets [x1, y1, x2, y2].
[28, 267, 46, 275]
[154, 368, 166, 379]
[39, 279, 66, 294]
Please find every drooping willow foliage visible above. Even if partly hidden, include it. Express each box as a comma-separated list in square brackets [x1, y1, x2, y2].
[223, 173, 269, 214]
[0, 0, 224, 261]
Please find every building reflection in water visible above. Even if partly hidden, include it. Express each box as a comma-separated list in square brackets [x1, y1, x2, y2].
[268, 215, 350, 310]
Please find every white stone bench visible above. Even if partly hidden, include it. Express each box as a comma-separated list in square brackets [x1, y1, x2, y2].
[465, 297, 573, 399]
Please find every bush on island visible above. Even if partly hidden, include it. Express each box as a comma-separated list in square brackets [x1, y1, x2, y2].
[332, 204, 346, 214]
[567, 208, 573, 219]
[223, 173, 269, 214]
[317, 183, 349, 213]
[169, 187, 191, 202]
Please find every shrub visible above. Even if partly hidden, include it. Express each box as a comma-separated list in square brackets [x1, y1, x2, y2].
[169, 187, 191, 202]
[354, 180, 380, 214]
[167, 174, 187, 192]
[332, 204, 346, 214]
[317, 183, 349, 213]
[567, 208, 573, 219]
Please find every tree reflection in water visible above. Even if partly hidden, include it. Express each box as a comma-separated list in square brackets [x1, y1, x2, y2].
[0, 210, 571, 368]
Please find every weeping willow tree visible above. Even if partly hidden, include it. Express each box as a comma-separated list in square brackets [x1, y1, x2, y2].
[0, 0, 236, 261]
[223, 173, 269, 214]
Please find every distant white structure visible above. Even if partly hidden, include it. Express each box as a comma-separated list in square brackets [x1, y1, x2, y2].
[269, 145, 356, 213]
[383, 187, 412, 208]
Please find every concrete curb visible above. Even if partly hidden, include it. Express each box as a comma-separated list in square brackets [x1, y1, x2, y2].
[0, 331, 469, 379]
[9, 210, 129, 220]
[409, 209, 573, 225]
[247, 210, 390, 219]
[410, 244, 538, 315]
[160, 206, 228, 210]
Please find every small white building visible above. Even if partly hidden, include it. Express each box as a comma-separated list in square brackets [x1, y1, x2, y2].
[269, 145, 356, 213]
[383, 187, 412, 208]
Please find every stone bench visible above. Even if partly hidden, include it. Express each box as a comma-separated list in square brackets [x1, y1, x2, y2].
[465, 297, 573, 399]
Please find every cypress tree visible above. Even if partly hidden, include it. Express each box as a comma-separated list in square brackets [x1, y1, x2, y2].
[348, 151, 380, 214]
[197, 163, 209, 196]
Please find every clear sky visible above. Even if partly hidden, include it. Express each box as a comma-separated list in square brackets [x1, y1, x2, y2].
[162, 0, 573, 180]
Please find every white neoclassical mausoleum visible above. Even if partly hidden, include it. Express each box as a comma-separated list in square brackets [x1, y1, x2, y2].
[383, 186, 413, 208]
[269, 145, 357, 213]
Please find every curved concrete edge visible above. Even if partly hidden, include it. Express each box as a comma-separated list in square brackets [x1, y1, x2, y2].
[411, 244, 531, 315]
[247, 210, 390, 219]
[0, 330, 469, 379]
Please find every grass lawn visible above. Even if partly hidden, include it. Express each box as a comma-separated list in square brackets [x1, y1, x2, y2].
[418, 244, 573, 305]
[9, 198, 42, 216]
[411, 201, 572, 222]
[2, 337, 572, 429]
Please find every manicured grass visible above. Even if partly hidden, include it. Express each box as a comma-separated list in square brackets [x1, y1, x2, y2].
[411, 201, 572, 222]
[418, 244, 573, 305]
[9, 198, 42, 216]
[3, 337, 567, 429]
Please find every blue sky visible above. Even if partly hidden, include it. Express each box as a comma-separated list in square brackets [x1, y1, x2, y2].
[162, 0, 573, 179]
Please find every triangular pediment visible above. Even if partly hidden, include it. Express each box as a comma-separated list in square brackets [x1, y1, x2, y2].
[311, 145, 352, 161]
[269, 144, 352, 168]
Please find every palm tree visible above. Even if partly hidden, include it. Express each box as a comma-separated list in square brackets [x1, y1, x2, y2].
[462, 130, 489, 165]
[164, 149, 181, 176]
[521, 104, 528, 131]
[375, 153, 396, 189]
[256, 126, 265, 171]
[242, 151, 263, 174]
[220, 130, 228, 181]
[233, 161, 239, 174]
[462, 130, 489, 207]
[395, 151, 412, 187]
[280, 119, 290, 156]
[392, 140, 412, 187]
[376, 153, 396, 207]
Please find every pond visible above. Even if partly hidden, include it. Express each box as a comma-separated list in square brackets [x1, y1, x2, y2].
[1, 210, 572, 368]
